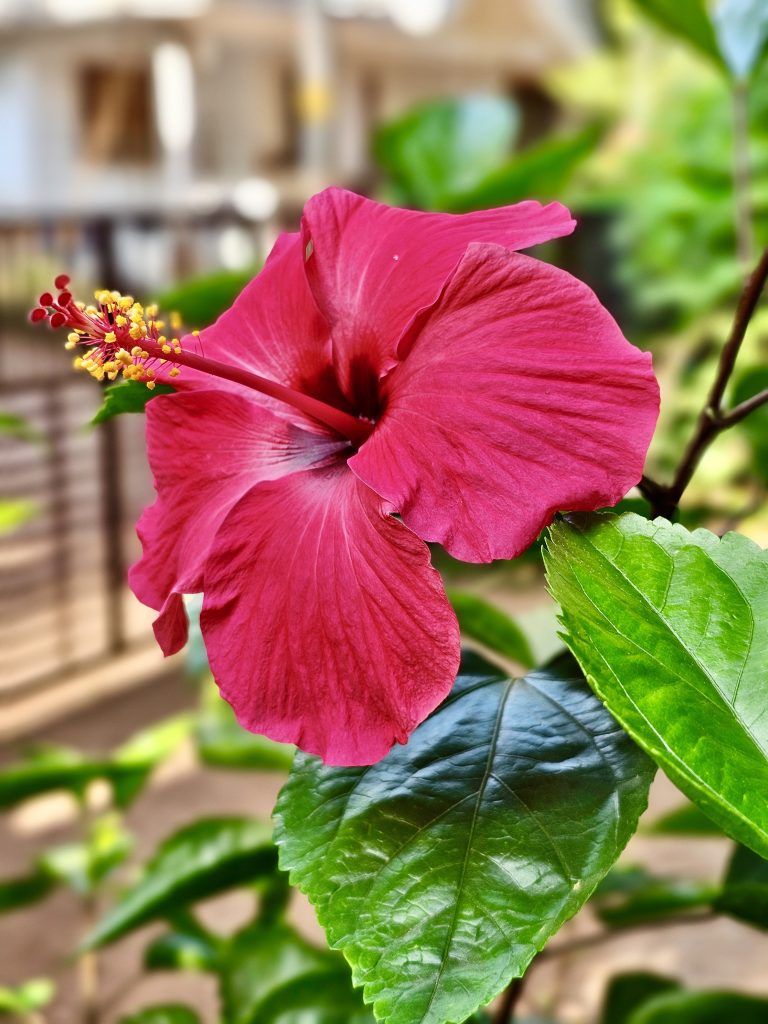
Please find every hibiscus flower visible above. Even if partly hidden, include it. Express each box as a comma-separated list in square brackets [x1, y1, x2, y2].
[34, 189, 659, 765]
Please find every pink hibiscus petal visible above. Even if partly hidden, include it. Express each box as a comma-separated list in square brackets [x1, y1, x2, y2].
[300, 186, 576, 403]
[129, 389, 346, 653]
[350, 243, 660, 562]
[161, 233, 335, 412]
[200, 465, 460, 766]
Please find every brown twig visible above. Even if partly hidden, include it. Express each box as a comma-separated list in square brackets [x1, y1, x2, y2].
[640, 247, 768, 520]
[492, 977, 525, 1024]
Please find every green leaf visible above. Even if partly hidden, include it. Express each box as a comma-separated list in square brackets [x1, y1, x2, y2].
[0, 979, 55, 1015]
[144, 931, 220, 973]
[118, 1006, 201, 1024]
[628, 990, 768, 1024]
[0, 745, 106, 809]
[630, 0, 725, 69]
[712, 0, 768, 79]
[446, 591, 534, 668]
[443, 123, 603, 213]
[647, 803, 723, 837]
[40, 815, 133, 896]
[0, 871, 56, 914]
[374, 94, 519, 210]
[592, 868, 714, 927]
[109, 714, 193, 807]
[0, 412, 43, 443]
[91, 379, 175, 425]
[156, 269, 254, 329]
[220, 921, 372, 1024]
[196, 690, 294, 773]
[713, 843, 768, 929]
[601, 972, 681, 1024]
[731, 367, 768, 484]
[546, 513, 768, 859]
[84, 818, 277, 949]
[274, 653, 654, 1024]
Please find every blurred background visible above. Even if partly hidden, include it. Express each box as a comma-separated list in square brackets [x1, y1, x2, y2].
[1, 1, 767, 1022]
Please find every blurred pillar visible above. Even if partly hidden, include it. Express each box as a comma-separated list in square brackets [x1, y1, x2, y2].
[297, 0, 334, 178]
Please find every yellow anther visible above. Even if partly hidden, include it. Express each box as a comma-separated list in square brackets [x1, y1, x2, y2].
[104, 331, 117, 344]
[154, 319, 165, 330]
[141, 350, 149, 359]
[146, 304, 158, 318]
[170, 312, 182, 331]
[86, 305, 98, 316]
[162, 344, 171, 354]
[115, 314, 127, 327]
[145, 368, 155, 378]
[146, 380, 156, 390]
[131, 346, 143, 357]
[73, 357, 84, 369]
[192, 329, 200, 336]
[169, 367, 181, 377]
[97, 289, 112, 305]
[116, 349, 132, 365]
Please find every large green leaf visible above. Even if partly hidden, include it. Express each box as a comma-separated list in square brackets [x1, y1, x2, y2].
[443, 123, 602, 213]
[546, 513, 768, 859]
[446, 591, 534, 668]
[712, 0, 768, 79]
[84, 818, 276, 948]
[630, 0, 724, 69]
[275, 653, 653, 1024]
[374, 95, 519, 211]
[628, 990, 768, 1024]
[91, 379, 174, 425]
[221, 921, 372, 1024]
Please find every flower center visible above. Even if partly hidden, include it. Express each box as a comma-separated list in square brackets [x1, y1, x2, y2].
[30, 277, 375, 447]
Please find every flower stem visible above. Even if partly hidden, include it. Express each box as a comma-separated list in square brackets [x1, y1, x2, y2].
[640, 246, 768, 519]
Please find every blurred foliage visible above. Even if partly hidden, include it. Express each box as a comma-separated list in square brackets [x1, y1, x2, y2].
[154, 269, 255, 331]
[92, 380, 175, 425]
[374, 94, 601, 213]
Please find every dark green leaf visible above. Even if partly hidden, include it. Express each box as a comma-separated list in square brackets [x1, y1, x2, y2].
[713, 843, 768, 929]
[156, 269, 254, 329]
[712, 0, 768, 79]
[0, 979, 55, 1015]
[546, 513, 768, 859]
[647, 803, 723, 837]
[447, 591, 534, 668]
[0, 870, 56, 913]
[731, 367, 768, 484]
[593, 870, 714, 927]
[630, 0, 725, 69]
[601, 972, 681, 1024]
[374, 95, 519, 210]
[118, 1006, 201, 1024]
[443, 123, 603, 213]
[275, 653, 653, 1024]
[91, 379, 175, 425]
[84, 818, 276, 949]
[144, 931, 220, 973]
[221, 921, 372, 1024]
[628, 990, 768, 1024]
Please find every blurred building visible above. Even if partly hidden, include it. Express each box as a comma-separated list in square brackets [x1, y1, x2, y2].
[0, 0, 598, 723]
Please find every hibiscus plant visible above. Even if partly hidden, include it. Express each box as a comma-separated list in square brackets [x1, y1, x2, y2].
[7, 2, 768, 1022]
